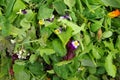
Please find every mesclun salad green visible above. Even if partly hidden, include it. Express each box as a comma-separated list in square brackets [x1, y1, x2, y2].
[1, 0, 120, 80]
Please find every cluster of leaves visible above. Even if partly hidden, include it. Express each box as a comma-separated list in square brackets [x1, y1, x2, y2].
[0, 0, 120, 80]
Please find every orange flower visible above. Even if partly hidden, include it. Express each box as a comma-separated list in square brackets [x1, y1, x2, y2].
[108, 9, 120, 18]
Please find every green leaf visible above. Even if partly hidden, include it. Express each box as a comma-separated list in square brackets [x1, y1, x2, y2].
[14, 71, 30, 80]
[24, 10, 35, 21]
[29, 54, 38, 63]
[112, 18, 120, 28]
[13, 64, 25, 73]
[83, 6, 105, 19]
[39, 27, 52, 47]
[0, 0, 5, 6]
[88, 67, 96, 74]
[90, 19, 103, 32]
[103, 40, 114, 51]
[64, 0, 76, 9]
[70, 11, 77, 22]
[53, 0, 67, 15]
[105, 54, 116, 77]
[102, 31, 112, 39]
[30, 0, 43, 3]
[96, 67, 106, 75]
[92, 46, 101, 59]
[67, 77, 78, 80]
[60, 20, 85, 35]
[83, 32, 91, 45]
[38, 5, 53, 19]
[1, 20, 10, 36]
[13, 60, 26, 73]
[5, 0, 16, 18]
[0, 36, 14, 52]
[38, 48, 55, 57]
[47, 70, 55, 74]
[9, 0, 26, 22]
[101, 0, 120, 8]
[115, 35, 120, 50]
[55, 26, 73, 47]
[9, 24, 23, 37]
[52, 39, 67, 57]
[20, 18, 31, 30]
[81, 55, 96, 67]
[13, 0, 26, 12]
[55, 60, 72, 66]
[41, 27, 52, 38]
[81, 59, 96, 67]
[28, 61, 44, 75]
[88, 0, 102, 5]
[54, 65, 69, 79]
[87, 75, 99, 80]
[0, 9, 2, 16]
[43, 55, 50, 64]
[82, 0, 94, 12]
[0, 56, 11, 78]
[76, 0, 83, 13]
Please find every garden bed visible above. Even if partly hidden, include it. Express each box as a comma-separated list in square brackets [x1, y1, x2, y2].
[0, 0, 120, 80]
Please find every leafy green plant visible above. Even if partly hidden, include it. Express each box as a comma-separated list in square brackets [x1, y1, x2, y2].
[1, 0, 120, 80]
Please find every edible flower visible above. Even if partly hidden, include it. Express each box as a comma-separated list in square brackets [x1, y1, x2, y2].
[12, 54, 18, 64]
[16, 9, 27, 14]
[38, 19, 45, 26]
[63, 40, 80, 60]
[54, 27, 62, 34]
[58, 14, 72, 21]
[108, 9, 120, 18]
[45, 15, 54, 22]
[17, 49, 30, 59]
[66, 40, 80, 51]
[63, 51, 75, 60]
[38, 15, 54, 26]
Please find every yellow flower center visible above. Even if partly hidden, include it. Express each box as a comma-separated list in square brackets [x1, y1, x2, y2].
[39, 19, 44, 25]
[54, 29, 61, 34]
[74, 41, 79, 46]
[72, 40, 79, 48]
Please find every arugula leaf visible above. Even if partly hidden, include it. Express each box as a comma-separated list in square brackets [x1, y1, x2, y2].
[52, 39, 67, 57]
[29, 54, 38, 63]
[64, 0, 76, 9]
[38, 48, 55, 57]
[102, 31, 113, 39]
[92, 46, 101, 59]
[115, 35, 120, 50]
[87, 75, 99, 80]
[13, 63, 25, 73]
[20, 18, 31, 30]
[105, 53, 116, 77]
[53, 0, 67, 15]
[54, 65, 69, 79]
[90, 19, 103, 32]
[101, 0, 120, 8]
[55, 26, 73, 47]
[13, 0, 26, 12]
[60, 19, 85, 35]
[55, 60, 72, 66]
[5, 0, 16, 18]
[14, 71, 30, 80]
[38, 5, 53, 19]
[28, 61, 44, 75]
